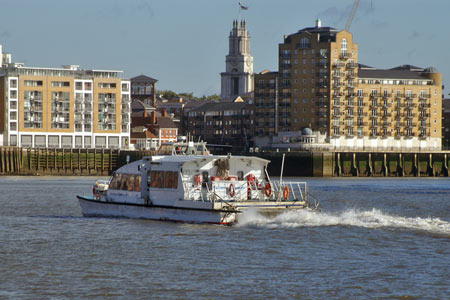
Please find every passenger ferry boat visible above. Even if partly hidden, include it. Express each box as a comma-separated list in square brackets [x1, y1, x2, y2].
[77, 154, 318, 225]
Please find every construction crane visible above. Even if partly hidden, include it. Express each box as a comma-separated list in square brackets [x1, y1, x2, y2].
[345, 0, 360, 31]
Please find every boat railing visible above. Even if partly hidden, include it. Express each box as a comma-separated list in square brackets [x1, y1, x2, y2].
[182, 179, 310, 204]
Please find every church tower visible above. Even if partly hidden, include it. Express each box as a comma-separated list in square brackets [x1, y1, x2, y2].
[220, 19, 254, 99]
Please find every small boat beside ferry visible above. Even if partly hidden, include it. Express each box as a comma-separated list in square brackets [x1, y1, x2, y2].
[77, 153, 319, 225]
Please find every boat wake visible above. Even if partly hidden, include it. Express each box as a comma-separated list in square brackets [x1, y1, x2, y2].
[237, 208, 450, 235]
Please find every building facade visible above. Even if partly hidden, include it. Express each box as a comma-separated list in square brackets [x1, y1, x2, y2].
[253, 20, 443, 150]
[131, 75, 157, 108]
[185, 99, 254, 150]
[220, 20, 254, 99]
[0, 64, 131, 149]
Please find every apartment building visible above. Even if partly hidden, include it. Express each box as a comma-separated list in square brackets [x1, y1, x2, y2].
[185, 98, 254, 149]
[0, 64, 131, 149]
[253, 20, 443, 150]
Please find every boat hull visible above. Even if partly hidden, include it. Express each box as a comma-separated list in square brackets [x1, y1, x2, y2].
[77, 196, 237, 225]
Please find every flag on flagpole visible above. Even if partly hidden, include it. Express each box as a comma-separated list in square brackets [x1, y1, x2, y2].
[239, 2, 248, 10]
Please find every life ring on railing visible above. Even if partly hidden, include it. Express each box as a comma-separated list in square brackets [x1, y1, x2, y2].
[228, 183, 235, 197]
[194, 174, 202, 186]
[283, 186, 290, 200]
[264, 183, 272, 197]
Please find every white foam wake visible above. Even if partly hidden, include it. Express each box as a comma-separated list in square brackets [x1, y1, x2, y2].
[237, 208, 450, 235]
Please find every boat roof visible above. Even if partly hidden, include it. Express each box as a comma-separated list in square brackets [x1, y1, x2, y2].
[143, 155, 270, 164]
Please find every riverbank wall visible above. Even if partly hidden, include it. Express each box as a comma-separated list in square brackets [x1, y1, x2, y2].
[0, 147, 449, 177]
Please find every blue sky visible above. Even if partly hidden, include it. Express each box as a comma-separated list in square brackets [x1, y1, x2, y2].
[1, 0, 449, 97]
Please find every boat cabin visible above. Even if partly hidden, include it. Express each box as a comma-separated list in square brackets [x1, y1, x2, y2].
[104, 155, 271, 206]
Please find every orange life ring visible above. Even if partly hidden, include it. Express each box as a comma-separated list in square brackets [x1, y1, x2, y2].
[228, 183, 235, 197]
[283, 186, 290, 200]
[264, 183, 272, 197]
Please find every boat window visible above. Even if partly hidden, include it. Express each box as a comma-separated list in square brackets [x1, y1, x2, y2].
[135, 175, 141, 192]
[165, 171, 178, 189]
[109, 173, 122, 190]
[110, 173, 141, 192]
[147, 171, 151, 187]
[237, 171, 244, 180]
[150, 170, 178, 189]
[127, 175, 135, 191]
[120, 175, 129, 190]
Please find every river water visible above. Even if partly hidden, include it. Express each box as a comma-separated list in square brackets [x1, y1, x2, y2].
[0, 176, 449, 299]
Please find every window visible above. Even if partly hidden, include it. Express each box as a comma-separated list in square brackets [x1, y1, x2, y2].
[149, 171, 178, 189]
[341, 38, 348, 54]
[98, 82, 117, 89]
[109, 174, 142, 192]
[299, 37, 310, 49]
[24, 80, 43, 86]
[51, 81, 70, 87]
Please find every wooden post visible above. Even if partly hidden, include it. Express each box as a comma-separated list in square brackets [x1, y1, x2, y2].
[6, 148, 11, 173]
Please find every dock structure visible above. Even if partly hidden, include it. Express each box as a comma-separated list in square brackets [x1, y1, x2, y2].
[0, 147, 153, 176]
[255, 150, 450, 177]
[1, 147, 449, 177]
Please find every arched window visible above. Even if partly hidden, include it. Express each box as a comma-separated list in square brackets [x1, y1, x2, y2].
[300, 37, 310, 49]
[341, 38, 348, 54]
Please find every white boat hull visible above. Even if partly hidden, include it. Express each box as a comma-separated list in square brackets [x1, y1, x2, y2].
[78, 196, 237, 225]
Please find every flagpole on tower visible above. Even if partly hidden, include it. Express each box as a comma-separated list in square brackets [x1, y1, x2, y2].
[238, 1, 248, 21]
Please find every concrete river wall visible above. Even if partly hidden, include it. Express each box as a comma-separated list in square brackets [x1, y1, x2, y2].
[0, 147, 449, 177]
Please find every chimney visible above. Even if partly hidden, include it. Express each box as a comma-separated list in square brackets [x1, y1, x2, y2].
[144, 110, 148, 117]
[150, 111, 157, 124]
[162, 109, 168, 117]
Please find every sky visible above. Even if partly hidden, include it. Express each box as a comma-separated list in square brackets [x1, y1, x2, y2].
[1, 0, 449, 97]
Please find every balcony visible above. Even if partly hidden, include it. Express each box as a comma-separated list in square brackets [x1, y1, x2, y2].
[279, 102, 291, 107]
[280, 73, 291, 78]
[266, 83, 276, 89]
[316, 92, 329, 98]
[404, 113, 417, 118]
[279, 93, 291, 98]
[339, 52, 352, 59]
[420, 123, 431, 128]
[317, 112, 328, 118]
[316, 62, 328, 68]
[347, 63, 357, 69]
[280, 63, 291, 68]
[332, 73, 342, 79]
[419, 94, 431, 100]
[419, 103, 431, 109]
[405, 102, 417, 108]
[280, 53, 291, 59]
[316, 52, 328, 58]
[332, 62, 345, 68]
[280, 83, 291, 88]
[419, 113, 430, 119]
